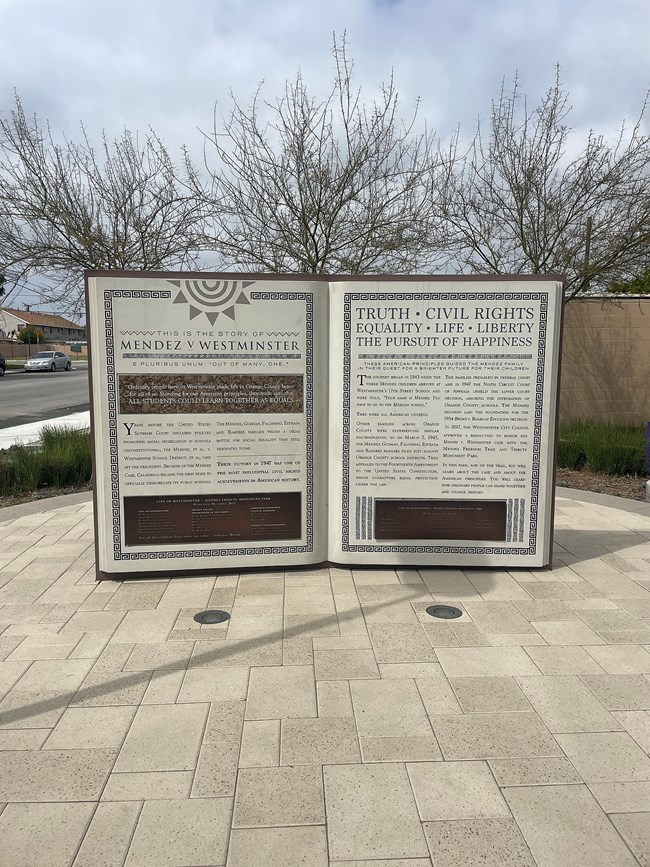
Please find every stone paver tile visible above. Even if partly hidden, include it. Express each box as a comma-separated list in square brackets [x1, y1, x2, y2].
[589, 781, 650, 814]
[555, 732, 650, 783]
[141, 669, 184, 704]
[233, 765, 324, 827]
[465, 570, 531, 600]
[237, 574, 283, 594]
[314, 649, 380, 680]
[226, 826, 328, 867]
[463, 601, 537, 633]
[125, 797, 232, 867]
[239, 720, 280, 767]
[283, 636, 314, 665]
[617, 598, 650, 618]
[123, 641, 194, 672]
[203, 700, 245, 744]
[610, 813, 650, 866]
[71, 669, 151, 707]
[435, 646, 540, 677]
[351, 679, 432, 737]
[503, 784, 638, 867]
[423, 818, 536, 867]
[91, 642, 134, 673]
[432, 712, 561, 760]
[189, 637, 283, 667]
[114, 702, 208, 772]
[576, 608, 642, 632]
[284, 587, 335, 616]
[521, 581, 579, 600]
[582, 674, 650, 710]
[73, 801, 141, 867]
[416, 676, 462, 715]
[0, 802, 95, 867]
[13, 657, 94, 693]
[451, 623, 491, 646]
[379, 663, 443, 678]
[0, 636, 23, 661]
[177, 667, 249, 703]
[362, 601, 421, 624]
[104, 581, 168, 610]
[110, 608, 179, 644]
[0, 748, 116, 801]
[613, 711, 650, 752]
[408, 760, 509, 820]
[0, 729, 50, 750]
[6, 638, 78, 660]
[524, 645, 605, 675]
[281, 717, 360, 765]
[598, 628, 650, 644]
[324, 763, 428, 860]
[0, 659, 31, 700]
[488, 756, 582, 786]
[531, 620, 605, 645]
[191, 740, 240, 797]
[226, 615, 283, 640]
[317, 680, 353, 717]
[515, 675, 621, 733]
[68, 630, 112, 660]
[514, 599, 581, 622]
[422, 623, 460, 647]
[284, 613, 340, 638]
[156, 577, 215, 608]
[450, 676, 531, 713]
[584, 644, 650, 674]
[102, 770, 193, 801]
[312, 635, 371, 650]
[359, 736, 442, 762]
[0, 687, 69, 728]
[246, 665, 316, 719]
[368, 623, 437, 663]
[65, 610, 125, 633]
[43, 705, 136, 750]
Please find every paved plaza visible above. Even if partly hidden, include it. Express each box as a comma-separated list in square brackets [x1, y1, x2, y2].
[0, 489, 650, 865]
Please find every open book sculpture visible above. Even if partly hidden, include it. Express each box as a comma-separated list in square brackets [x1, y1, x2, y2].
[86, 272, 563, 579]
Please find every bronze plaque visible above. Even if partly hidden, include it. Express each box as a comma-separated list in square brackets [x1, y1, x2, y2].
[118, 374, 303, 414]
[374, 499, 507, 541]
[124, 492, 301, 546]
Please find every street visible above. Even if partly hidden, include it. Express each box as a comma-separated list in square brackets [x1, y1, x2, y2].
[0, 366, 89, 427]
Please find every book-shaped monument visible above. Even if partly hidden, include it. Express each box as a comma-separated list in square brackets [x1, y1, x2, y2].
[86, 272, 564, 579]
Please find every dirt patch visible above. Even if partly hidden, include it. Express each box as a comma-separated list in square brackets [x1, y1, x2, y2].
[0, 483, 92, 509]
[556, 468, 646, 501]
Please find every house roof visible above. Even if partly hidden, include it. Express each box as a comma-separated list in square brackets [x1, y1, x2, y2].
[0, 307, 85, 330]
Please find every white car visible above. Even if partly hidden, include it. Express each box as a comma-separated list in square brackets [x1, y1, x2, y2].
[24, 351, 72, 372]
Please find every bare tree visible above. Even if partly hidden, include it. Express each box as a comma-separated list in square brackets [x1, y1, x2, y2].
[0, 95, 205, 314]
[193, 36, 444, 274]
[436, 70, 650, 300]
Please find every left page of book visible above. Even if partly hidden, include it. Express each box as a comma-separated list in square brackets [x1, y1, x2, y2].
[87, 274, 328, 577]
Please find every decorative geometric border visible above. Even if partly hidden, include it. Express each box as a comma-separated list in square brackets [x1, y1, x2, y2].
[341, 292, 548, 556]
[102, 289, 314, 561]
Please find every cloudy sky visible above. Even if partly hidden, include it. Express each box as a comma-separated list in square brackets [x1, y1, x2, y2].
[1, 0, 649, 308]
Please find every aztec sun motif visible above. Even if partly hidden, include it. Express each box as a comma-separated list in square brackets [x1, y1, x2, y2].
[166, 279, 255, 324]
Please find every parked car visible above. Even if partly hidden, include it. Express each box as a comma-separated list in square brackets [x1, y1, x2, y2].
[24, 351, 72, 372]
[0, 353, 5, 377]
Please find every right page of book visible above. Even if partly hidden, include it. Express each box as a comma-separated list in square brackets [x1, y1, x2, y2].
[327, 278, 564, 568]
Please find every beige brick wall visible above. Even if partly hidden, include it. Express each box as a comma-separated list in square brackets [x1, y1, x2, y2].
[560, 298, 650, 424]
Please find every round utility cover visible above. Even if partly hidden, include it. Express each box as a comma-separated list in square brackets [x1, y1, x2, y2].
[425, 605, 463, 619]
[193, 609, 230, 624]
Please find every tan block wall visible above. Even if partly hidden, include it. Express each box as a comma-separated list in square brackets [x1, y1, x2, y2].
[560, 298, 650, 424]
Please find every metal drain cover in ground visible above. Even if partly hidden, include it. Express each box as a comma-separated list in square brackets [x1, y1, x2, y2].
[193, 609, 230, 624]
[426, 605, 463, 619]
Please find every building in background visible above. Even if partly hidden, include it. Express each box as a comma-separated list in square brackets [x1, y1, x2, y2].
[0, 306, 86, 342]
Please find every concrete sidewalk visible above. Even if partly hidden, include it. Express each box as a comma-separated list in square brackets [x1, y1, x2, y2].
[1, 489, 650, 866]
